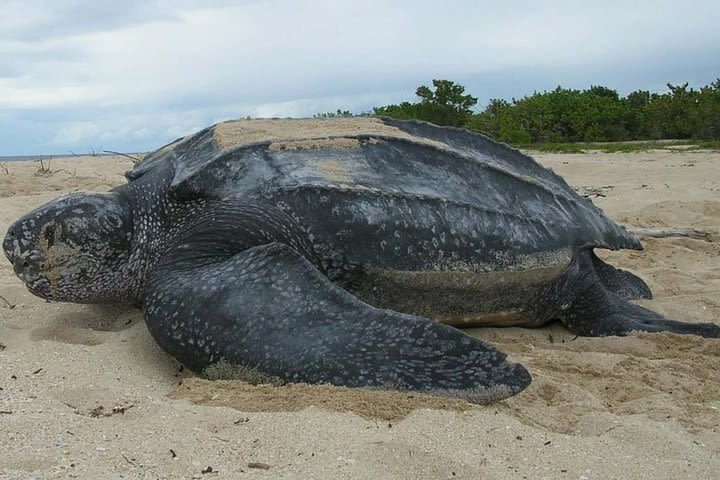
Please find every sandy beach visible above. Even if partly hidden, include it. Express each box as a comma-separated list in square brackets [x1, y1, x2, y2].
[1, 150, 719, 479]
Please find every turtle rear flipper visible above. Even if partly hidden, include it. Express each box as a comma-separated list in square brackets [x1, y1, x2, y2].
[142, 242, 531, 403]
[558, 251, 719, 338]
[589, 251, 652, 300]
[560, 280, 720, 337]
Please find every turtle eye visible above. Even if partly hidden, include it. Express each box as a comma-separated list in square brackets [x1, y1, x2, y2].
[42, 224, 56, 248]
[41, 223, 64, 248]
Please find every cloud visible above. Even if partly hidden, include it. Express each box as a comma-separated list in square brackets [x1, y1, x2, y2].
[47, 110, 210, 153]
[51, 122, 101, 145]
[0, 0, 246, 42]
[41, 90, 404, 154]
[1, 0, 719, 154]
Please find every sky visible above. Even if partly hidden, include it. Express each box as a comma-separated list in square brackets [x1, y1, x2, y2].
[1, 0, 719, 155]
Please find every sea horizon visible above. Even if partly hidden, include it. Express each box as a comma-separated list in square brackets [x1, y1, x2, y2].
[0, 152, 143, 162]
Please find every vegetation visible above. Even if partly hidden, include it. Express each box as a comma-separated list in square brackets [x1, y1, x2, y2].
[314, 109, 354, 118]
[373, 79, 478, 127]
[469, 80, 720, 144]
[697, 139, 720, 149]
[320, 78, 720, 148]
[519, 143, 586, 154]
[516, 140, 711, 154]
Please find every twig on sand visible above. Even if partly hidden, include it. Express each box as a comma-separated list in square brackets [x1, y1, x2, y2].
[576, 185, 615, 198]
[0, 162, 9, 175]
[103, 150, 143, 164]
[627, 227, 711, 241]
[0, 294, 16, 309]
[88, 404, 135, 418]
[35, 157, 53, 175]
[581, 189, 605, 198]
[34, 157, 74, 177]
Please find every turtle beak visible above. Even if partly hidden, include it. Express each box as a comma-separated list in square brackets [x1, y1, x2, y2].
[3, 224, 22, 270]
[3, 225, 16, 262]
[12, 251, 45, 283]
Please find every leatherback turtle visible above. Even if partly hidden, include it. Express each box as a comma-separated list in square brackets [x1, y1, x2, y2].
[4, 117, 719, 403]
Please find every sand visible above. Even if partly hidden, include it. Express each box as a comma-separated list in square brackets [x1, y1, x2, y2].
[211, 117, 447, 152]
[0, 150, 718, 479]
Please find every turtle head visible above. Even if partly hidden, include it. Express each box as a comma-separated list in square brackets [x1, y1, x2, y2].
[3, 192, 134, 303]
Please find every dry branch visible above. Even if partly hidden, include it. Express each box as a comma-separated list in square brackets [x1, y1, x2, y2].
[627, 227, 711, 241]
[103, 150, 143, 164]
[0, 294, 15, 309]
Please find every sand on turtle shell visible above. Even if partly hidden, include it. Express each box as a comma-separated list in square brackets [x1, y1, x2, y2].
[0, 149, 718, 478]
[211, 117, 448, 152]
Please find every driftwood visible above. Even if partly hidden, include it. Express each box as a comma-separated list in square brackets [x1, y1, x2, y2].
[576, 185, 615, 198]
[627, 227, 711, 241]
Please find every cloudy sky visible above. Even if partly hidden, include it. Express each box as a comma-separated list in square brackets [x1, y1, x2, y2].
[1, 0, 719, 155]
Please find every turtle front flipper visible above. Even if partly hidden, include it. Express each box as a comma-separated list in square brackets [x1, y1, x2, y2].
[142, 242, 531, 404]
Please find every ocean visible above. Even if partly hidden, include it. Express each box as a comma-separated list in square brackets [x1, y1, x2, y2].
[0, 153, 140, 163]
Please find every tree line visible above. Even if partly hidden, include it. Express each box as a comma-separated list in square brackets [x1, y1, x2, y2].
[319, 78, 720, 144]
